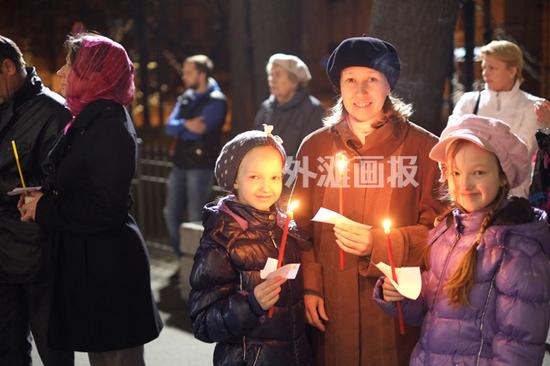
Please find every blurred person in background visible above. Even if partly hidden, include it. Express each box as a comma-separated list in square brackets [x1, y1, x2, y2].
[164, 54, 227, 258]
[449, 39, 543, 197]
[254, 53, 324, 159]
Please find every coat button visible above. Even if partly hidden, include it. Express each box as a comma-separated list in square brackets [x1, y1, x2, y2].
[269, 214, 274, 220]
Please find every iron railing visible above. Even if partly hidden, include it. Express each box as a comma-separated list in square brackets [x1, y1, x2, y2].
[131, 141, 172, 248]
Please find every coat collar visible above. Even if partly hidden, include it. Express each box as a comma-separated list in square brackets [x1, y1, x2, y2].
[450, 197, 536, 234]
[68, 99, 119, 133]
[203, 195, 310, 247]
[332, 114, 409, 157]
[0, 67, 41, 116]
[268, 88, 309, 111]
[484, 80, 521, 99]
[216, 195, 280, 231]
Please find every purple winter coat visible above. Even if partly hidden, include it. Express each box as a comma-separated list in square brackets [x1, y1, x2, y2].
[374, 198, 550, 365]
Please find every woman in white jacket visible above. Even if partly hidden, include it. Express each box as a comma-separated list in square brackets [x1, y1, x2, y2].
[449, 40, 542, 197]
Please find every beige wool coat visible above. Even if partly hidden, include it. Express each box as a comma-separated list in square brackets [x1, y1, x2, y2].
[291, 117, 444, 366]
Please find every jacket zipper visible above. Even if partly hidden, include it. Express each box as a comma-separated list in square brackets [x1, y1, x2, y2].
[240, 272, 247, 364]
[429, 232, 461, 311]
[426, 231, 460, 366]
[251, 345, 262, 366]
[269, 231, 278, 250]
[475, 250, 500, 366]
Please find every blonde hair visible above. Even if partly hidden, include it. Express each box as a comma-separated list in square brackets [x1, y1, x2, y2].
[480, 40, 524, 84]
[442, 139, 510, 306]
[323, 94, 413, 127]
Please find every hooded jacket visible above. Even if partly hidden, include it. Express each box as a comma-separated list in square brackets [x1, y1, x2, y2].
[189, 196, 312, 366]
[0, 68, 70, 283]
[374, 198, 550, 365]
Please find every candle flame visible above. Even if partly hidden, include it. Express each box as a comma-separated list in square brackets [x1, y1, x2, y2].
[336, 152, 349, 175]
[383, 219, 392, 234]
[287, 200, 299, 213]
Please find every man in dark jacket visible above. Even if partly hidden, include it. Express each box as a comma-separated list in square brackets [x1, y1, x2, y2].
[164, 54, 227, 257]
[0, 35, 73, 366]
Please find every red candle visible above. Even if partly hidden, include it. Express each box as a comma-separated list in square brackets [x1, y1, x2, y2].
[383, 219, 406, 335]
[268, 200, 299, 318]
[336, 152, 348, 271]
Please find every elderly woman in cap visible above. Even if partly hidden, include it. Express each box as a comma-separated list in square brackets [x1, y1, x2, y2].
[291, 37, 444, 366]
[254, 53, 324, 159]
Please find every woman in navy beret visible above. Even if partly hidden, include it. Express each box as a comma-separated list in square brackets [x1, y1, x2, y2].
[291, 36, 444, 366]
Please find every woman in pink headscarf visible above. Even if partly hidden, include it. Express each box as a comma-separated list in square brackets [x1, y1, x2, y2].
[19, 33, 162, 366]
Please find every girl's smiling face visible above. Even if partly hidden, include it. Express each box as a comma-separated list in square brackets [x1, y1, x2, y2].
[446, 140, 505, 212]
[234, 146, 283, 211]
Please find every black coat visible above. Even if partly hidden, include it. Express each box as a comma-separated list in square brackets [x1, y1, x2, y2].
[0, 68, 71, 283]
[35, 99, 163, 352]
[189, 196, 312, 366]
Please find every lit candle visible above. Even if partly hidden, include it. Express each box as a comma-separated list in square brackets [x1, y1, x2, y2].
[11, 140, 26, 188]
[383, 219, 405, 335]
[268, 200, 299, 318]
[336, 152, 348, 271]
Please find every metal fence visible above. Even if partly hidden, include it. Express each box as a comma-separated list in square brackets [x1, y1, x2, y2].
[131, 141, 172, 248]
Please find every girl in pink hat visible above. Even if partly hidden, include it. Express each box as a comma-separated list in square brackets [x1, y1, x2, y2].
[374, 114, 550, 365]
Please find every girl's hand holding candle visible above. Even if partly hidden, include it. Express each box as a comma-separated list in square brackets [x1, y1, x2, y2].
[267, 200, 299, 318]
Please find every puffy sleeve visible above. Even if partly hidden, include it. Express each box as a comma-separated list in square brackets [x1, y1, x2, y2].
[189, 235, 263, 343]
[372, 274, 429, 327]
[492, 233, 550, 365]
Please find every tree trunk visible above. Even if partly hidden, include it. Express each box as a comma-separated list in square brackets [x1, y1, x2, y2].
[368, 0, 459, 134]
[229, 0, 301, 135]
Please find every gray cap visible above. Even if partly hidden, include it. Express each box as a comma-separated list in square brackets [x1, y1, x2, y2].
[215, 125, 286, 192]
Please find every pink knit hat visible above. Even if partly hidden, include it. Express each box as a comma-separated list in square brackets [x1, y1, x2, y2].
[429, 114, 529, 189]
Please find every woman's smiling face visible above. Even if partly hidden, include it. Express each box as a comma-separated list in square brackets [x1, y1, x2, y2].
[340, 66, 390, 124]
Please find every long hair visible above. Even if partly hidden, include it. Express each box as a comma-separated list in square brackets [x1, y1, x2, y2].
[442, 139, 510, 306]
[323, 94, 413, 127]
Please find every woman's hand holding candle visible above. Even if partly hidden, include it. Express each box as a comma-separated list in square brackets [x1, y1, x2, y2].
[333, 221, 373, 256]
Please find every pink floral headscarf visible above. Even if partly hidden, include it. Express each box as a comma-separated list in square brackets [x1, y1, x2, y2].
[64, 34, 135, 132]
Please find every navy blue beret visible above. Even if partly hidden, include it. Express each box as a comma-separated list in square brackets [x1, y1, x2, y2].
[326, 36, 401, 90]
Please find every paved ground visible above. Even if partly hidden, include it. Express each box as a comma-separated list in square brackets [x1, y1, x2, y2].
[31, 244, 550, 365]
[32, 245, 215, 365]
